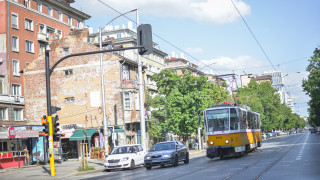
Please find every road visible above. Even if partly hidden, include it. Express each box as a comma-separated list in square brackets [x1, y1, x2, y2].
[69, 132, 320, 180]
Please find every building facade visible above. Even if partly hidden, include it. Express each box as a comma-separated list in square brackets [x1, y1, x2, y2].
[0, 0, 90, 127]
[88, 22, 167, 97]
[23, 29, 146, 158]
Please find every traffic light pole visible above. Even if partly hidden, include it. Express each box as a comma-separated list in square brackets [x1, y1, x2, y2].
[45, 44, 146, 176]
[45, 46, 55, 176]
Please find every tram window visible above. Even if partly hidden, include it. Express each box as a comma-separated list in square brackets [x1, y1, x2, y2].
[230, 108, 238, 130]
[242, 111, 248, 129]
[240, 110, 246, 130]
[206, 109, 229, 131]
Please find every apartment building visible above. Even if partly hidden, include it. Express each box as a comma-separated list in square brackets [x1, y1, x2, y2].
[88, 22, 167, 97]
[0, 0, 90, 127]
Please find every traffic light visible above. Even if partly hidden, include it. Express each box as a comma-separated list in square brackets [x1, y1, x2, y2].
[137, 24, 153, 55]
[41, 116, 49, 134]
[52, 115, 60, 133]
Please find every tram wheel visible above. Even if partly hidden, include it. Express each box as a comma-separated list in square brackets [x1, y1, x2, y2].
[220, 155, 224, 159]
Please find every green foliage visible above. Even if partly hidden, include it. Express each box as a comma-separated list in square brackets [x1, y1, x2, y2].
[236, 80, 305, 131]
[149, 69, 229, 139]
[302, 48, 320, 127]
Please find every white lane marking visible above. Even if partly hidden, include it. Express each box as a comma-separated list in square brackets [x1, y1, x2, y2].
[295, 133, 309, 161]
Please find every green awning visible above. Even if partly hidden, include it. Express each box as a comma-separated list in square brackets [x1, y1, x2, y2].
[69, 129, 96, 141]
[114, 129, 125, 133]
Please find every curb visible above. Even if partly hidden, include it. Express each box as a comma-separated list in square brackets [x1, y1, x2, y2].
[189, 150, 205, 155]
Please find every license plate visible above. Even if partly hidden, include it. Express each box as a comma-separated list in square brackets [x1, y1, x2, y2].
[109, 163, 118, 166]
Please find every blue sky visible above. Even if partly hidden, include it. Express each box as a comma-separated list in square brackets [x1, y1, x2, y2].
[72, 0, 320, 117]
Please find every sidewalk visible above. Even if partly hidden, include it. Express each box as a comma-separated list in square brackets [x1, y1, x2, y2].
[0, 149, 205, 179]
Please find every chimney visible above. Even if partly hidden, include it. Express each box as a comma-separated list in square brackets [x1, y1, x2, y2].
[122, 24, 126, 29]
[180, 52, 184, 59]
[128, 21, 133, 30]
[114, 25, 120, 30]
[172, 51, 176, 58]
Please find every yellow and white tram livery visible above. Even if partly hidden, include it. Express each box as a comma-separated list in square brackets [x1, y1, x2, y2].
[204, 104, 262, 159]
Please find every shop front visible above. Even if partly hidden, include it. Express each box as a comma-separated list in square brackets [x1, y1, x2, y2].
[0, 126, 39, 169]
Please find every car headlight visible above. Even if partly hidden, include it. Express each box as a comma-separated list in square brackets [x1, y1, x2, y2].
[146, 156, 151, 160]
[162, 154, 171, 158]
[121, 157, 129, 161]
[225, 140, 229, 144]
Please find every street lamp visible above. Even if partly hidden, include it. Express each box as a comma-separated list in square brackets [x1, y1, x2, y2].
[99, 9, 138, 156]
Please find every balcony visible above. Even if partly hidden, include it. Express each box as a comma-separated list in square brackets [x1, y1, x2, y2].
[0, 95, 25, 104]
[122, 80, 138, 89]
[37, 32, 48, 43]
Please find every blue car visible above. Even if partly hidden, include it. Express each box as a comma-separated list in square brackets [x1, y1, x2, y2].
[144, 141, 189, 169]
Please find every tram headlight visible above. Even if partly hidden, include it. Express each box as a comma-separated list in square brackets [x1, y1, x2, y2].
[225, 140, 229, 144]
[210, 141, 214, 145]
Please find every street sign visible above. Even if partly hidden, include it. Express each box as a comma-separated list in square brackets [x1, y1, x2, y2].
[8, 126, 16, 139]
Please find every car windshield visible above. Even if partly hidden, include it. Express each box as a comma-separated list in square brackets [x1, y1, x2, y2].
[151, 142, 175, 151]
[111, 146, 133, 154]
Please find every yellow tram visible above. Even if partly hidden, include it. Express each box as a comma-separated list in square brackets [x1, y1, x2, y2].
[203, 104, 262, 159]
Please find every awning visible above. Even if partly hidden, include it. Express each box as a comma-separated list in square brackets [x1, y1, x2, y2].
[114, 128, 125, 133]
[69, 129, 96, 141]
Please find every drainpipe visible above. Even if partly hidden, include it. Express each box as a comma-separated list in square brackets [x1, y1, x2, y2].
[7, 1, 12, 125]
[120, 59, 126, 145]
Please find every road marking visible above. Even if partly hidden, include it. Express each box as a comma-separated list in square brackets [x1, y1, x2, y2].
[295, 133, 309, 161]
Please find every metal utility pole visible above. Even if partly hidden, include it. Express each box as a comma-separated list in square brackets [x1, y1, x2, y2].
[99, 28, 109, 156]
[136, 9, 147, 151]
[45, 46, 55, 176]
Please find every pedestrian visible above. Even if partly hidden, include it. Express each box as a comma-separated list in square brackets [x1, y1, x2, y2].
[22, 144, 30, 166]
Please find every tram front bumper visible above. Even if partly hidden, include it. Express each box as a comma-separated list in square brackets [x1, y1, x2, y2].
[207, 145, 233, 159]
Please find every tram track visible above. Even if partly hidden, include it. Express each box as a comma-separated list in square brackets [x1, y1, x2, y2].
[221, 133, 306, 180]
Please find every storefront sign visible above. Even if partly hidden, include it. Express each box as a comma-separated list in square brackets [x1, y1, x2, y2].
[15, 130, 39, 138]
[0, 132, 8, 139]
[8, 126, 16, 139]
[53, 141, 60, 148]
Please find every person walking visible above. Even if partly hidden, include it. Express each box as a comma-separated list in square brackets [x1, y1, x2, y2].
[22, 144, 30, 166]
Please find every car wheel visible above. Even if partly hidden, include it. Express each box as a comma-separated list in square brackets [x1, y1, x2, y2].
[146, 166, 152, 170]
[173, 155, 179, 167]
[130, 160, 135, 170]
[106, 169, 111, 172]
[184, 153, 189, 164]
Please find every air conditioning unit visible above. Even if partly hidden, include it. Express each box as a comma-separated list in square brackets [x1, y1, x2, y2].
[14, 96, 20, 102]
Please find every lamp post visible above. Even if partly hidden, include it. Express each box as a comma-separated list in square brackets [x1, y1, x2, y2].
[99, 9, 138, 156]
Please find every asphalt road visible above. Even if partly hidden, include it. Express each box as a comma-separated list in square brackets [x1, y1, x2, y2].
[69, 132, 320, 180]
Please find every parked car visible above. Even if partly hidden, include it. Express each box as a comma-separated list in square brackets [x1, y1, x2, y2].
[144, 141, 189, 169]
[262, 133, 267, 139]
[104, 144, 146, 172]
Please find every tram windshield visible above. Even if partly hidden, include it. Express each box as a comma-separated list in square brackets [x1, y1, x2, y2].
[206, 108, 229, 132]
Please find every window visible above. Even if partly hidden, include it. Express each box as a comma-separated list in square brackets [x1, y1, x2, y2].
[13, 108, 23, 121]
[24, 0, 30, 8]
[0, 141, 8, 152]
[0, 80, 3, 95]
[11, 13, 18, 29]
[134, 92, 140, 110]
[63, 48, 69, 55]
[39, 43, 45, 55]
[65, 97, 75, 103]
[230, 108, 239, 130]
[64, 69, 73, 75]
[25, 18, 33, 31]
[12, 60, 20, 76]
[124, 92, 132, 110]
[25, 40, 34, 53]
[39, 24, 45, 34]
[12, 36, 19, 52]
[58, 12, 63, 21]
[12, 84, 21, 96]
[48, 7, 53, 16]
[68, 16, 71, 25]
[37, 2, 42, 12]
[0, 107, 8, 121]
[122, 65, 130, 80]
[117, 34, 121, 39]
[57, 30, 62, 39]
[46, 26, 55, 37]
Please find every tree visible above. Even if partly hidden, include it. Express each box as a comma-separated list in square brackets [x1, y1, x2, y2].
[302, 48, 320, 127]
[150, 69, 229, 144]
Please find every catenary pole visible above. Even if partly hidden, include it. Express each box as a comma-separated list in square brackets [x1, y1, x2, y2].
[136, 9, 147, 151]
[99, 28, 109, 156]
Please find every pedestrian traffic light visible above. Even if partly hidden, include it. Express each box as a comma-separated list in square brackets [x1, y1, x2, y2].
[52, 115, 60, 133]
[137, 24, 153, 55]
[42, 116, 49, 134]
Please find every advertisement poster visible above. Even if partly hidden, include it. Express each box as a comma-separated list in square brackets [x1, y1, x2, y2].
[32, 136, 45, 162]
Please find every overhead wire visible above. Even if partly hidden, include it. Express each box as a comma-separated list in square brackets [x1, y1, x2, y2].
[96, 0, 223, 75]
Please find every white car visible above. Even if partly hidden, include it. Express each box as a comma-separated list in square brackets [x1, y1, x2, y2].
[104, 144, 146, 172]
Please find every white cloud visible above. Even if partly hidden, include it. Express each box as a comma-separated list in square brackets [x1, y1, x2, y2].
[185, 47, 204, 53]
[73, 0, 251, 24]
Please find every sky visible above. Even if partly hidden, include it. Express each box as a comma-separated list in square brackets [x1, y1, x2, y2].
[72, 0, 320, 118]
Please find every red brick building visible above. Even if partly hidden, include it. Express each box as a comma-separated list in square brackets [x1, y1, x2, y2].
[0, 0, 90, 127]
